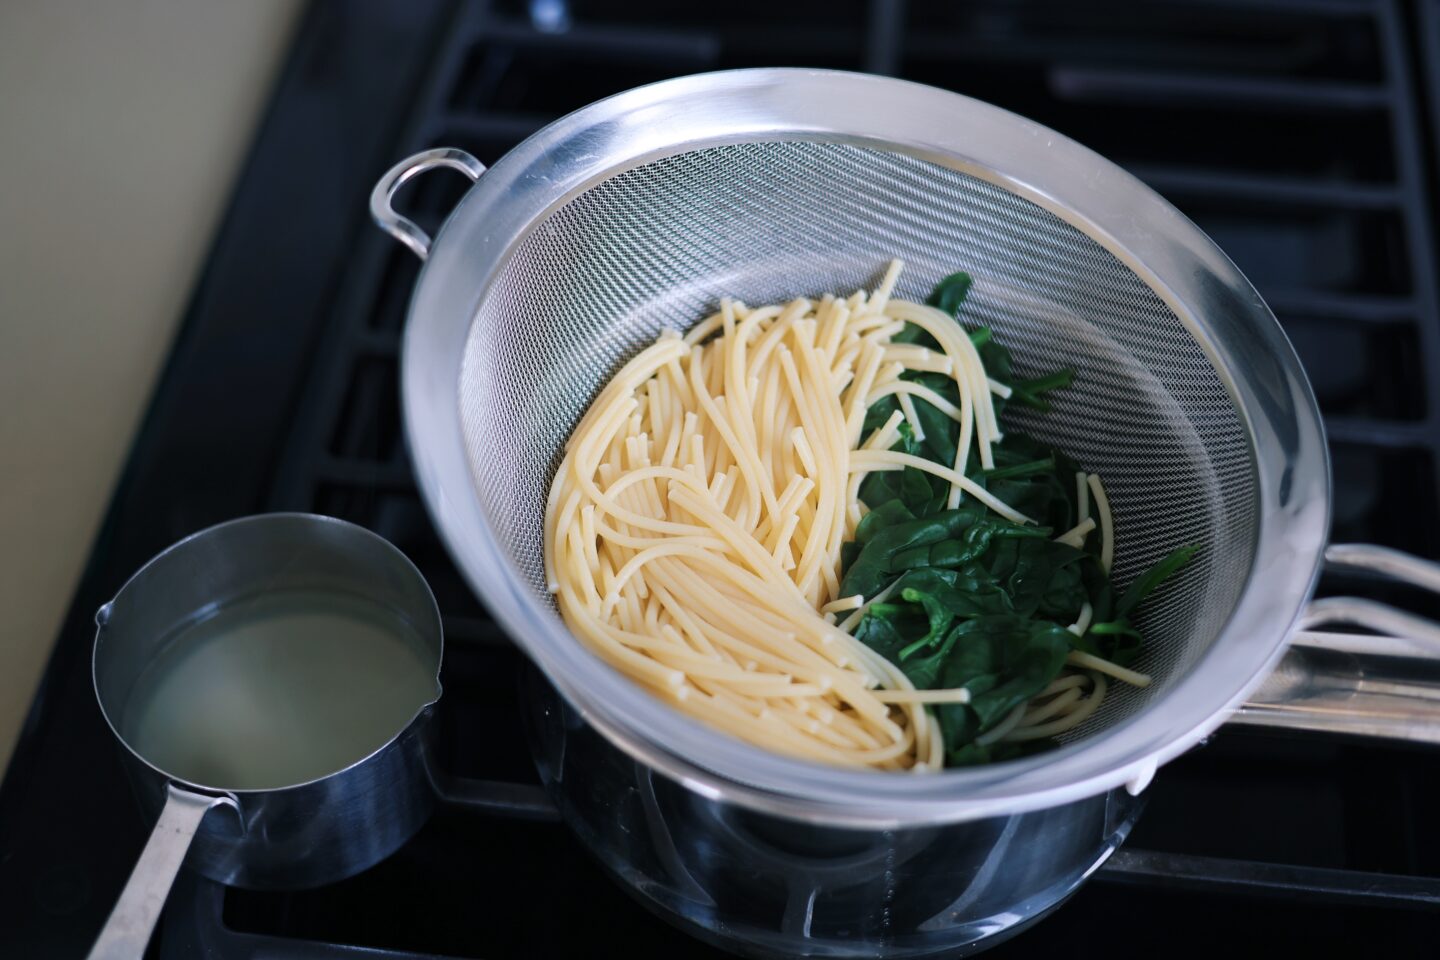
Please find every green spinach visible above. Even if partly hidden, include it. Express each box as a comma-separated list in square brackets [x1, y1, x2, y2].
[845, 269, 1196, 766]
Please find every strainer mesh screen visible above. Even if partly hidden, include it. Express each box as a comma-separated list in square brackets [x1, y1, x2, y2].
[459, 140, 1257, 742]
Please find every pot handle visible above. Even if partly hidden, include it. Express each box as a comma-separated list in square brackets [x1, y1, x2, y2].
[1229, 543, 1440, 742]
[369, 148, 486, 261]
[87, 783, 236, 960]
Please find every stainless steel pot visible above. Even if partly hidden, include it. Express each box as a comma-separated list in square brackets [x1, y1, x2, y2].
[371, 69, 1440, 956]
[521, 664, 1148, 956]
[88, 514, 443, 960]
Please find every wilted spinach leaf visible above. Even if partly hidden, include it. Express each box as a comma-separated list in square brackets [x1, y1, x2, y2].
[932, 616, 1074, 759]
[842, 268, 1196, 765]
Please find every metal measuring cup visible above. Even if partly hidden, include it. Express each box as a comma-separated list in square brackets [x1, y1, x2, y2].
[86, 514, 443, 960]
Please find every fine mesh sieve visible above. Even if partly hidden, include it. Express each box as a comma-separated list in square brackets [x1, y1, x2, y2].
[462, 139, 1255, 744]
[380, 69, 1333, 826]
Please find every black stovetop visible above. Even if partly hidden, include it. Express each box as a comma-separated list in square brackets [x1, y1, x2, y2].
[6, 1, 1440, 957]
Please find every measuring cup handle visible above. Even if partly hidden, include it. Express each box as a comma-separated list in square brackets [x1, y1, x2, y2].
[1230, 543, 1440, 742]
[87, 784, 235, 960]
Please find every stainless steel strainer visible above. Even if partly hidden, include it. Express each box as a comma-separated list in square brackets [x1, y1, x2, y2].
[373, 69, 1440, 834]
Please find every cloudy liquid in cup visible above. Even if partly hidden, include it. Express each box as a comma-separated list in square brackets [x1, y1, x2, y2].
[119, 591, 439, 790]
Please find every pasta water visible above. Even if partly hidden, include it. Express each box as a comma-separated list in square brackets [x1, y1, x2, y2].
[119, 591, 438, 789]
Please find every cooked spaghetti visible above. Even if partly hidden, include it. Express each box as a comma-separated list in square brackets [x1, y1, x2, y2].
[544, 261, 1184, 771]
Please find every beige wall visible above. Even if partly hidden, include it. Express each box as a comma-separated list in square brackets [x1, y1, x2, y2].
[0, 0, 303, 774]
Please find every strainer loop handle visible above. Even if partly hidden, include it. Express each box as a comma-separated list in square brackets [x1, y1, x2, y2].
[370, 148, 486, 261]
[1230, 543, 1440, 743]
[1303, 543, 1440, 646]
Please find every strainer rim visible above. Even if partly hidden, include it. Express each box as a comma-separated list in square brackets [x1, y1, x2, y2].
[400, 68, 1329, 826]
